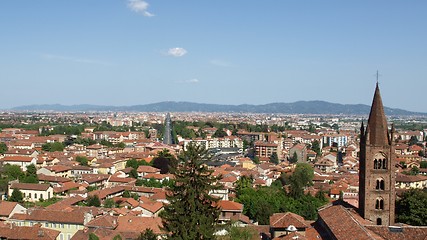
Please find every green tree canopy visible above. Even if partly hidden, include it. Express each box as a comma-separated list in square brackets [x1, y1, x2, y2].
[396, 189, 427, 226]
[289, 152, 298, 164]
[87, 195, 101, 207]
[42, 142, 64, 152]
[161, 143, 220, 239]
[76, 156, 89, 166]
[236, 185, 326, 224]
[26, 164, 37, 176]
[288, 163, 314, 198]
[126, 158, 150, 169]
[9, 188, 23, 202]
[88, 233, 100, 240]
[3, 164, 24, 180]
[137, 229, 157, 240]
[152, 149, 177, 174]
[269, 152, 279, 165]
[0, 142, 8, 154]
[213, 128, 228, 138]
[408, 136, 419, 146]
[311, 140, 321, 156]
[218, 225, 258, 240]
[103, 198, 115, 208]
[235, 175, 254, 195]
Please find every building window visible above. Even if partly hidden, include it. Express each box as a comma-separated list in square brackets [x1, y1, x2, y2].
[28, 193, 31, 198]
[375, 198, 384, 210]
[34, 193, 37, 199]
[376, 179, 385, 190]
[377, 218, 382, 225]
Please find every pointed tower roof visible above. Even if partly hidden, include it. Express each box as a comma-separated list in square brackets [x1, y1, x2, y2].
[366, 83, 389, 146]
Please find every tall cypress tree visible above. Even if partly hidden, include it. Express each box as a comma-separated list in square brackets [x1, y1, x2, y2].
[161, 143, 220, 239]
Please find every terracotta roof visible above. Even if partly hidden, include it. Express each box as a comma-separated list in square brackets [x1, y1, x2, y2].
[45, 165, 72, 173]
[396, 174, 427, 183]
[88, 186, 125, 199]
[0, 201, 19, 217]
[270, 212, 309, 229]
[273, 231, 307, 240]
[10, 208, 86, 224]
[1, 156, 34, 162]
[37, 174, 71, 183]
[0, 222, 60, 240]
[10, 183, 51, 191]
[86, 214, 118, 229]
[115, 216, 163, 234]
[46, 196, 85, 210]
[137, 165, 161, 173]
[217, 200, 243, 212]
[318, 205, 376, 239]
[230, 213, 251, 224]
[150, 190, 167, 201]
[365, 225, 427, 240]
[139, 201, 164, 214]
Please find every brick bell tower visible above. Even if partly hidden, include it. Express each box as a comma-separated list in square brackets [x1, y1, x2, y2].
[359, 83, 396, 226]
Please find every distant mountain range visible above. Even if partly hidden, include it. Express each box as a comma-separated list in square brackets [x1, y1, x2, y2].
[9, 101, 426, 116]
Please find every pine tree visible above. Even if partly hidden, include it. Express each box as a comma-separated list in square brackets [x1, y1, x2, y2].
[161, 143, 221, 239]
[9, 188, 23, 202]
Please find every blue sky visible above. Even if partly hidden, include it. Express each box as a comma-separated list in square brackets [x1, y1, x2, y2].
[1, 1, 426, 112]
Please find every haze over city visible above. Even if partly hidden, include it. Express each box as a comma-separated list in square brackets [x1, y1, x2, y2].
[1, 1, 426, 112]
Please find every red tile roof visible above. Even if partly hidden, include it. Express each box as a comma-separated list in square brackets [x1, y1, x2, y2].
[0, 222, 60, 240]
[318, 205, 376, 239]
[115, 216, 163, 234]
[0, 201, 19, 217]
[10, 182, 51, 191]
[270, 212, 309, 229]
[217, 200, 243, 212]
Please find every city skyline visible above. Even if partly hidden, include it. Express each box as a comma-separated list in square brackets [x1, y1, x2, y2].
[1, 1, 426, 112]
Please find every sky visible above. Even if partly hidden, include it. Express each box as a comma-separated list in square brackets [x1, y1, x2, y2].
[0, 1, 426, 112]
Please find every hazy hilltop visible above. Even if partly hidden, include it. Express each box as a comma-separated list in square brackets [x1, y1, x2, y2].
[9, 101, 425, 116]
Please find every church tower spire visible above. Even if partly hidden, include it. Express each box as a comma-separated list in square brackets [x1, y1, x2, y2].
[366, 83, 390, 146]
[359, 83, 396, 226]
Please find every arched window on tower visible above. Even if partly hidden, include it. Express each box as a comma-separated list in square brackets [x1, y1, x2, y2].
[376, 178, 385, 190]
[373, 153, 388, 170]
[375, 198, 384, 210]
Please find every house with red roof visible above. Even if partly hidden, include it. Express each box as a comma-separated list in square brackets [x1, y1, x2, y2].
[269, 212, 310, 239]
[0, 201, 26, 221]
[217, 200, 244, 223]
[0, 156, 37, 171]
[8, 182, 53, 202]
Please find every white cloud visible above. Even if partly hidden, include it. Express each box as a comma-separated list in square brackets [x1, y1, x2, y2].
[177, 78, 199, 84]
[210, 59, 232, 67]
[41, 54, 113, 66]
[167, 47, 188, 57]
[127, 0, 154, 17]
[186, 78, 199, 83]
